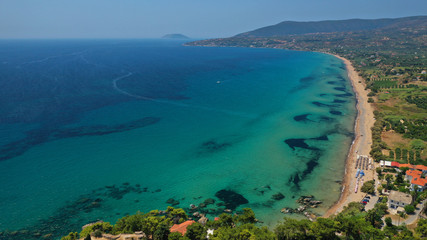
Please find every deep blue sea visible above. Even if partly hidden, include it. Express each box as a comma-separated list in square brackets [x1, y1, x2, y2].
[0, 39, 356, 239]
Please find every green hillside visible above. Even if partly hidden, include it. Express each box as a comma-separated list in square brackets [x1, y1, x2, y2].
[235, 16, 427, 37]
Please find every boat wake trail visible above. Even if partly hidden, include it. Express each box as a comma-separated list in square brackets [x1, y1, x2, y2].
[112, 73, 256, 119]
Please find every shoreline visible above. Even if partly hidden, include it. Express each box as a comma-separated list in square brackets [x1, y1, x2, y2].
[323, 54, 376, 217]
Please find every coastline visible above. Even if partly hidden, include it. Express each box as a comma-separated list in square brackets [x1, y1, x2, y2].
[323, 54, 376, 217]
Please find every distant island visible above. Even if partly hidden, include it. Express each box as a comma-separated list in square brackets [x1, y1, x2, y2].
[162, 33, 190, 39]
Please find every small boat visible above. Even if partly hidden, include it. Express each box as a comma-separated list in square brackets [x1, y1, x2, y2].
[216, 81, 221, 84]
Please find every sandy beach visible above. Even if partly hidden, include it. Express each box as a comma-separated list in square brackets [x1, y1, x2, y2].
[323, 55, 376, 217]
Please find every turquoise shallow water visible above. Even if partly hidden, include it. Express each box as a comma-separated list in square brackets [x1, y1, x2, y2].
[0, 39, 355, 238]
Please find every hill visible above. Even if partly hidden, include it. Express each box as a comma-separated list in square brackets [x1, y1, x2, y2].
[162, 33, 190, 39]
[235, 16, 427, 37]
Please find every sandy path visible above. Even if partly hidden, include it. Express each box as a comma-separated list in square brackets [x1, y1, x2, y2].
[323, 55, 376, 217]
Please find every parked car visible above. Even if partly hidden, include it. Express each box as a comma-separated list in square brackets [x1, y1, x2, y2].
[365, 196, 371, 199]
[377, 197, 383, 203]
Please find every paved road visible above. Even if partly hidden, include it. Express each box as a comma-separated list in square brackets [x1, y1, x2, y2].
[364, 194, 380, 210]
[391, 199, 426, 226]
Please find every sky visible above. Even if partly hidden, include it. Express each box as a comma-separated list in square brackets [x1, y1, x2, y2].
[0, 0, 426, 39]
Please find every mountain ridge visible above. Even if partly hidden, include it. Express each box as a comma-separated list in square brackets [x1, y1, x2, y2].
[235, 15, 427, 37]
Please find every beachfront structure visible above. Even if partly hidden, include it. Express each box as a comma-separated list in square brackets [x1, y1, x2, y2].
[382, 161, 427, 174]
[380, 160, 392, 167]
[405, 169, 427, 192]
[388, 190, 412, 209]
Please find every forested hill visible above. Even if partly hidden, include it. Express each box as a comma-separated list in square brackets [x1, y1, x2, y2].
[235, 16, 427, 37]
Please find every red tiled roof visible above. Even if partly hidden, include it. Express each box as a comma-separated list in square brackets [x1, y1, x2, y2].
[399, 163, 413, 169]
[406, 169, 427, 187]
[416, 165, 427, 171]
[413, 177, 427, 187]
[396, 163, 427, 172]
[170, 220, 195, 236]
[391, 161, 400, 167]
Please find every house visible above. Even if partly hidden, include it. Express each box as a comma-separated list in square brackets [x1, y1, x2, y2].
[388, 190, 412, 209]
[170, 220, 195, 236]
[405, 169, 427, 192]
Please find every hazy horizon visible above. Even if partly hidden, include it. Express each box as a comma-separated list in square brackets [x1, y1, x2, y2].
[1, 0, 427, 39]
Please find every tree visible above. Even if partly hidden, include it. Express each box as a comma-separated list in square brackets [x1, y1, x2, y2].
[411, 185, 419, 204]
[385, 174, 394, 190]
[336, 215, 367, 240]
[385, 217, 393, 227]
[376, 168, 382, 177]
[141, 216, 163, 239]
[237, 208, 256, 224]
[185, 222, 206, 240]
[377, 185, 384, 195]
[404, 205, 415, 214]
[80, 222, 113, 239]
[167, 207, 188, 223]
[366, 208, 383, 228]
[415, 218, 427, 238]
[309, 218, 340, 240]
[361, 180, 375, 194]
[168, 232, 184, 240]
[154, 222, 170, 240]
[275, 218, 311, 240]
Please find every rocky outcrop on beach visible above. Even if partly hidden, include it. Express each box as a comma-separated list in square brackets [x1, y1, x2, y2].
[280, 195, 322, 220]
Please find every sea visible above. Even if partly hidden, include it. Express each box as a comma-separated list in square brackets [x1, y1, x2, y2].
[0, 39, 356, 239]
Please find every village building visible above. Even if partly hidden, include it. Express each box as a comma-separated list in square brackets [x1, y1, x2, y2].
[405, 169, 427, 192]
[381, 161, 427, 174]
[388, 190, 412, 210]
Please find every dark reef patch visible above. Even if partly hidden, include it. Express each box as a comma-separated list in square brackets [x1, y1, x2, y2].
[284, 135, 329, 189]
[335, 92, 352, 97]
[319, 116, 334, 122]
[300, 76, 315, 83]
[284, 138, 312, 151]
[334, 87, 347, 92]
[319, 94, 327, 97]
[294, 114, 335, 124]
[215, 189, 249, 210]
[0, 182, 147, 240]
[198, 140, 232, 155]
[0, 117, 161, 162]
[333, 99, 346, 103]
[312, 135, 328, 141]
[293, 114, 312, 122]
[327, 81, 339, 85]
[312, 101, 335, 108]
[271, 192, 285, 201]
[330, 111, 342, 115]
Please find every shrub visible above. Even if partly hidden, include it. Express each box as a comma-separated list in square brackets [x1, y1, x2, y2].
[80, 222, 113, 239]
[61, 232, 78, 240]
